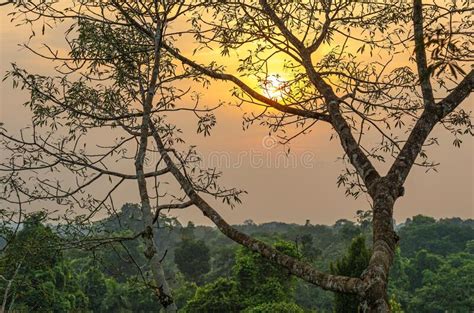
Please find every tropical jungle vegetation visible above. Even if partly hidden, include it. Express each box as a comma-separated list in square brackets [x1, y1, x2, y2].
[1, 204, 472, 312]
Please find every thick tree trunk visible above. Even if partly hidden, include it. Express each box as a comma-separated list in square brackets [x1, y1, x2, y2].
[361, 179, 400, 312]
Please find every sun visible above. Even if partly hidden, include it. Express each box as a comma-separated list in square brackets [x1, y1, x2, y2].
[261, 75, 288, 100]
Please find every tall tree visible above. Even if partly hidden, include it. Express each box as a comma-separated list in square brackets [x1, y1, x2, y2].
[0, 1, 242, 311]
[1, 1, 472, 311]
[152, 1, 472, 310]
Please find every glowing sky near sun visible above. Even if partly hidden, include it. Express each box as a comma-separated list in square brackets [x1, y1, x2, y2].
[0, 4, 472, 225]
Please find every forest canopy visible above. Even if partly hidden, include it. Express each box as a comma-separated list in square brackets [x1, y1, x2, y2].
[1, 206, 473, 312]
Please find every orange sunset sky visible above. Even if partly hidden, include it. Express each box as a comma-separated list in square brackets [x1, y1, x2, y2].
[0, 4, 472, 226]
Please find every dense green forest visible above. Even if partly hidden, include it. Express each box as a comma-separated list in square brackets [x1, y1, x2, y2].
[1, 204, 473, 312]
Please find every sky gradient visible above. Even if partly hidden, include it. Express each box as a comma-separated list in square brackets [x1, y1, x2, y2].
[0, 6, 472, 226]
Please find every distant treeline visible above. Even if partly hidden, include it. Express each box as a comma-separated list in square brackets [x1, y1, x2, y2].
[1, 204, 473, 312]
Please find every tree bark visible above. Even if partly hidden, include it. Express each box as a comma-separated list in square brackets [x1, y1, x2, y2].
[361, 179, 399, 312]
[133, 23, 177, 312]
[135, 106, 177, 312]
